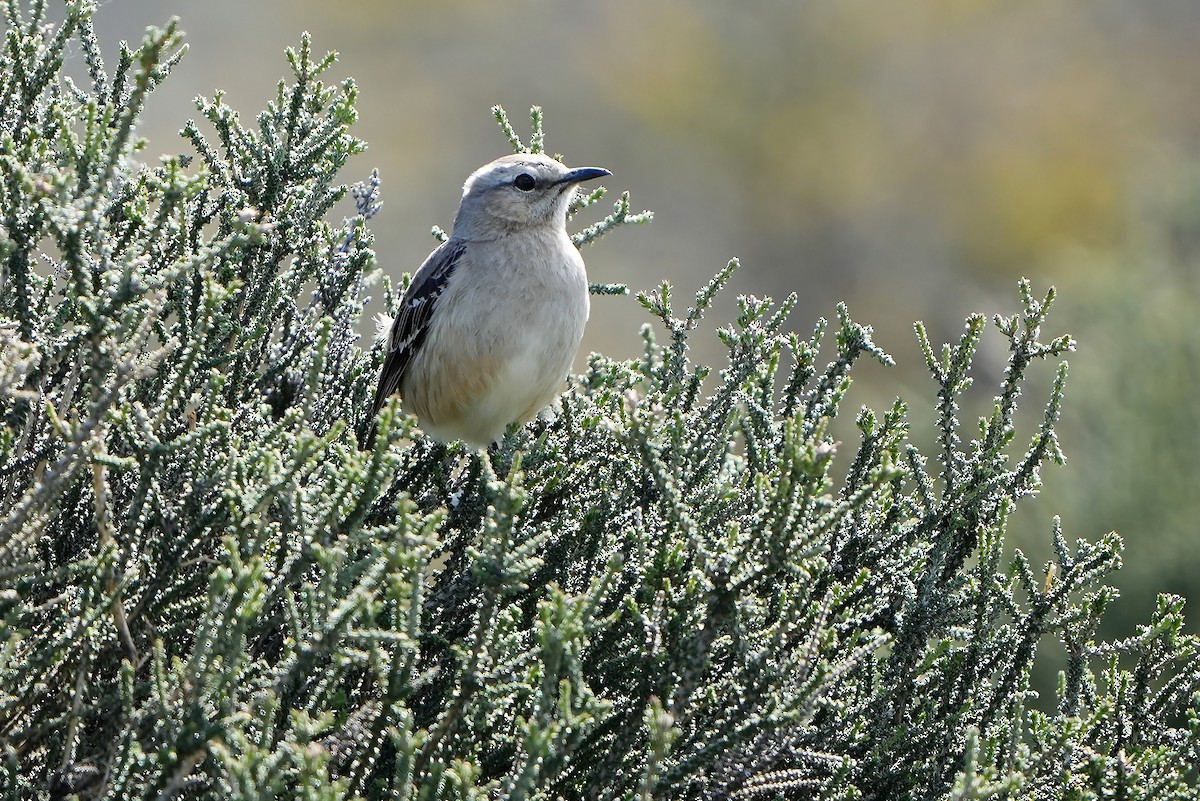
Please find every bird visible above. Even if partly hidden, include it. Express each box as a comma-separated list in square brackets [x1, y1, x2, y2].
[363, 153, 611, 449]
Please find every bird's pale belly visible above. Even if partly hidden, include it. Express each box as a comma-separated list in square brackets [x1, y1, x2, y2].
[404, 305, 584, 447]
[468, 339, 570, 429]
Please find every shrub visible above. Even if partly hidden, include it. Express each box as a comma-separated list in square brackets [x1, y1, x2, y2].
[1, 3, 1197, 799]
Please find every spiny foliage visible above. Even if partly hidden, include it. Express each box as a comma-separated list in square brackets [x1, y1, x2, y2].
[1, 3, 1199, 800]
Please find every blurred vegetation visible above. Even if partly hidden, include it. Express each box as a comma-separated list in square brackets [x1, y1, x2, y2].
[1044, 164, 1200, 635]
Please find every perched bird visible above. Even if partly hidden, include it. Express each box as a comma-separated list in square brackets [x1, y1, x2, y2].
[364, 153, 611, 448]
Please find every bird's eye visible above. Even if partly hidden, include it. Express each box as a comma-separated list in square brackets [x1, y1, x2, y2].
[513, 173, 536, 192]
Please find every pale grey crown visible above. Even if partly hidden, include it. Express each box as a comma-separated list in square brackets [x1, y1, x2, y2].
[451, 153, 610, 240]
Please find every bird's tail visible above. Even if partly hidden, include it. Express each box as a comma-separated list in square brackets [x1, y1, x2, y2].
[358, 391, 384, 450]
[357, 415, 377, 450]
[359, 378, 398, 450]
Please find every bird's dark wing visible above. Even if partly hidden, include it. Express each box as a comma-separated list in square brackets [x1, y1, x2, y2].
[369, 240, 467, 421]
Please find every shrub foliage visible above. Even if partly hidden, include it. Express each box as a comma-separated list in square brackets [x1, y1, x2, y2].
[1, 3, 1198, 799]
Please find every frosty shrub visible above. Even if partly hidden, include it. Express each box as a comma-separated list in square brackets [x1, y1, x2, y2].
[2, 3, 1198, 799]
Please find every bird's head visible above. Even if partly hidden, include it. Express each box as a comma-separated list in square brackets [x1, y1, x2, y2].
[452, 153, 610, 239]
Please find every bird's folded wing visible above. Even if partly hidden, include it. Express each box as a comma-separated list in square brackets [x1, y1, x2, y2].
[369, 240, 467, 418]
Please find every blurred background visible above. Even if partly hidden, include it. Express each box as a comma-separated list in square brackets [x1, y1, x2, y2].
[76, 1, 1199, 643]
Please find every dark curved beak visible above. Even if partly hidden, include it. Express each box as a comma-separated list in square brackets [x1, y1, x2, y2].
[557, 167, 611, 186]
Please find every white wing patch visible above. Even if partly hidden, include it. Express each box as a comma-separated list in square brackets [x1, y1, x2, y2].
[372, 312, 394, 343]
